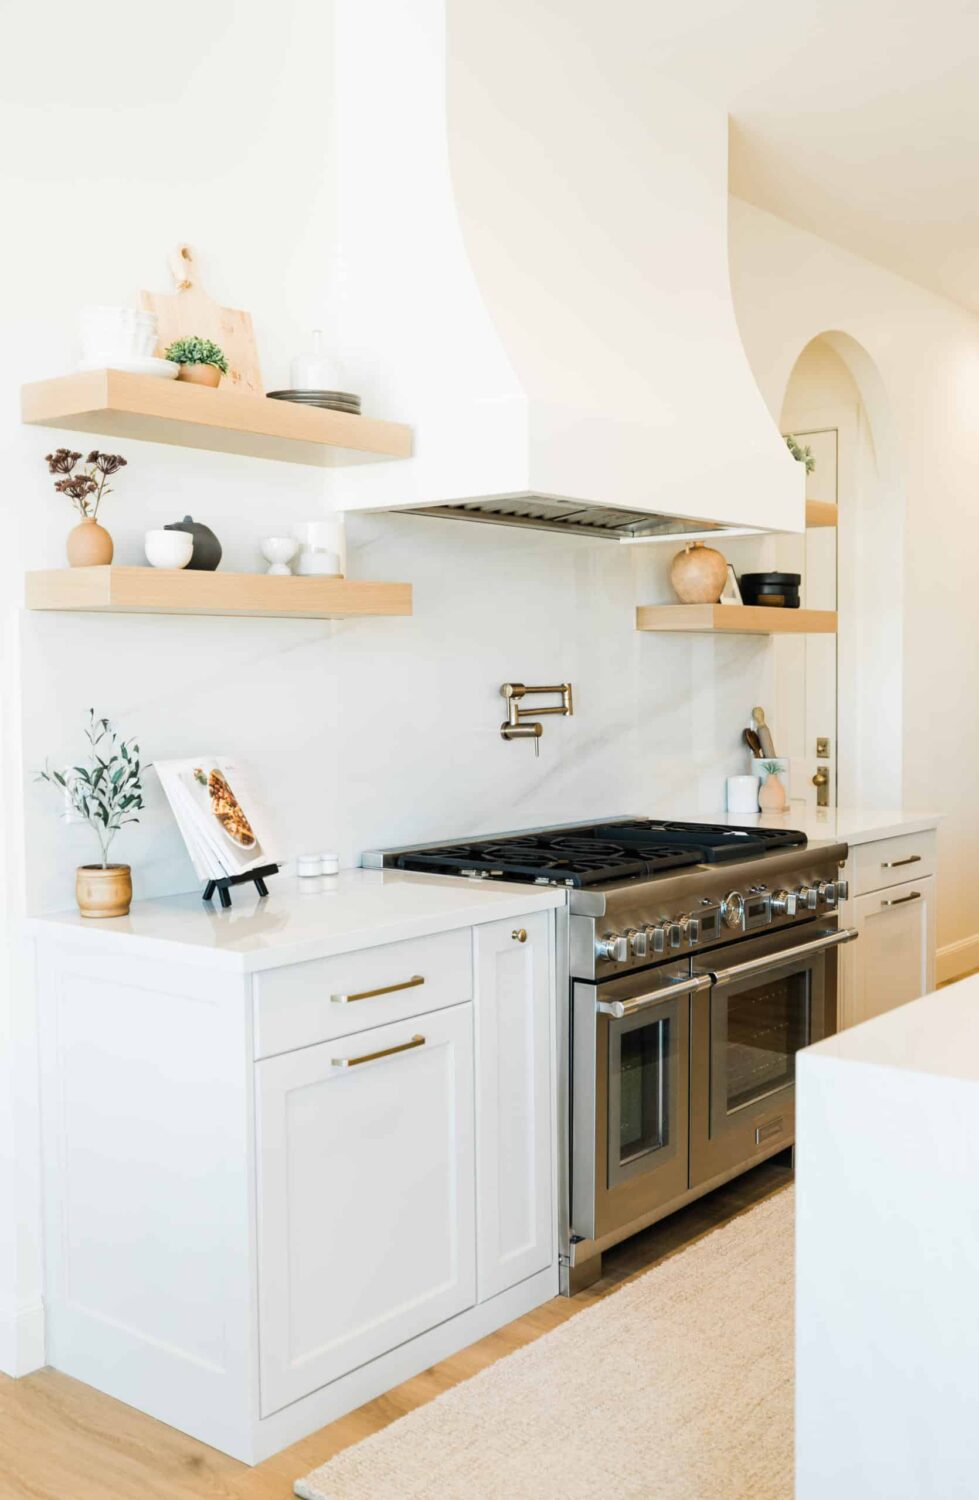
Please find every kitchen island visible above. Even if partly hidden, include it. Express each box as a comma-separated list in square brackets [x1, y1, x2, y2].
[796, 974, 979, 1500]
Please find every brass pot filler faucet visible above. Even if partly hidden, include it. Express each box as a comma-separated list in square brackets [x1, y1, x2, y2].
[500, 682, 574, 757]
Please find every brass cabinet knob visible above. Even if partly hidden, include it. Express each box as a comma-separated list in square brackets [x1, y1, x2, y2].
[512, 928, 528, 943]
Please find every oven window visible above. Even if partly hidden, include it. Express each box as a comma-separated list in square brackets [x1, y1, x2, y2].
[725, 973, 809, 1113]
[618, 1019, 669, 1166]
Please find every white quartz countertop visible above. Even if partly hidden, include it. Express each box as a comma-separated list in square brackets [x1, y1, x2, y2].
[29, 869, 566, 973]
[805, 972, 979, 1084]
[659, 807, 940, 849]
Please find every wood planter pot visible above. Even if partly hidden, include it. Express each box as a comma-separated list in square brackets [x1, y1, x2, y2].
[176, 364, 222, 388]
[76, 863, 132, 918]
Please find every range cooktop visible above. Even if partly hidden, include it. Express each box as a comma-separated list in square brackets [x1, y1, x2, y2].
[387, 818, 807, 889]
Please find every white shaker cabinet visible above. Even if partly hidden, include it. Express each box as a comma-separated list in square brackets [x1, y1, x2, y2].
[848, 877, 936, 1028]
[257, 1004, 476, 1416]
[474, 912, 553, 1301]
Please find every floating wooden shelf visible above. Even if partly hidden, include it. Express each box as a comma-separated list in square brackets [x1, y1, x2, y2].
[25, 567, 412, 621]
[21, 370, 413, 468]
[805, 500, 838, 528]
[635, 604, 837, 635]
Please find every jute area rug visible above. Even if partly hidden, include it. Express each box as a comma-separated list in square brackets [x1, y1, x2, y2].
[296, 1186, 793, 1500]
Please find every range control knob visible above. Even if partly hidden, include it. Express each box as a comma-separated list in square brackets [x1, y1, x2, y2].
[596, 932, 628, 963]
[720, 891, 745, 930]
[797, 886, 819, 912]
[816, 880, 837, 908]
[836, 877, 849, 901]
[646, 923, 669, 955]
[770, 889, 799, 918]
[667, 921, 683, 950]
[678, 913, 701, 945]
[627, 928, 648, 959]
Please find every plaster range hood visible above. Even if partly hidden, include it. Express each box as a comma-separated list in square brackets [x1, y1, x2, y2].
[330, 0, 804, 542]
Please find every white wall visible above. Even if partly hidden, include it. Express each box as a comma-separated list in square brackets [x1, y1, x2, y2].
[0, 4, 775, 1372]
[729, 196, 979, 975]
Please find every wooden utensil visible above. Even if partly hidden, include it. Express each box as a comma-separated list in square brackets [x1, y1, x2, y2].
[140, 245, 263, 395]
[752, 706, 776, 758]
[743, 727, 763, 757]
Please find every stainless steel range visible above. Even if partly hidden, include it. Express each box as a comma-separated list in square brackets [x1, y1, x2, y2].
[367, 817, 857, 1294]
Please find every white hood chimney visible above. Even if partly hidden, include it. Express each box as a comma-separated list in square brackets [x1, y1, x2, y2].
[331, 0, 803, 539]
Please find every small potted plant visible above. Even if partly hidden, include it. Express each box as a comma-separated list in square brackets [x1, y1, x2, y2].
[785, 433, 815, 473]
[757, 759, 789, 812]
[45, 448, 127, 566]
[163, 335, 229, 388]
[38, 710, 145, 918]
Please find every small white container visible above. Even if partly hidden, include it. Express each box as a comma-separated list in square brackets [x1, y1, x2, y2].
[80, 305, 159, 362]
[726, 774, 761, 815]
[297, 854, 323, 878]
[290, 330, 341, 391]
[295, 517, 346, 577]
[320, 851, 340, 876]
[260, 536, 298, 576]
[144, 529, 193, 569]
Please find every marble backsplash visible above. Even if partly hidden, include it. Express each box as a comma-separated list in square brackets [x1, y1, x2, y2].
[20, 465, 774, 911]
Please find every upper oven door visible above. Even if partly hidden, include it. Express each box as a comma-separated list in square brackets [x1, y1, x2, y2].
[689, 921, 857, 1186]
[572, 963, 704, 1243]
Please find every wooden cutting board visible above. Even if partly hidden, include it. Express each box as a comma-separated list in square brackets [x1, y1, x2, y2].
[140, 245, 263, 395]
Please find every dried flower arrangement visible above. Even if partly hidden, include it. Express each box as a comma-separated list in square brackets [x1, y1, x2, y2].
[45, 448, 127, 519]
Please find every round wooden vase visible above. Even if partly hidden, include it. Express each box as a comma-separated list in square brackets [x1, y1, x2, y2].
[669, 542, 728, 604]
[66, 516, 113, 567]
[758, 773, 788, 812]
[177, 363, 222, 388]
[76, 864, 132, 919]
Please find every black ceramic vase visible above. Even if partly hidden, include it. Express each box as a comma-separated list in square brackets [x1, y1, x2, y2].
[164, 514, 222, 571]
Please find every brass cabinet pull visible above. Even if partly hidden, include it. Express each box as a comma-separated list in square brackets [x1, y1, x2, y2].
[881, 891, 921, 907]
[512, 928, 528, 943]
[331, 974, 424, 1004]
[332, 1034, 425, 1069]
[882, 854, 921, 869]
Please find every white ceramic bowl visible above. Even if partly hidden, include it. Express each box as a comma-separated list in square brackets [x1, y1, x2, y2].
[144, 529, 194, 569]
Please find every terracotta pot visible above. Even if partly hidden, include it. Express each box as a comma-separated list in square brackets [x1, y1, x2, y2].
[669, 541, 728, 604]
[66, 516, 114, 567]
[76, 863, 132, 919]
[758, 773, 788, 812]
[177, 363, 222, 388]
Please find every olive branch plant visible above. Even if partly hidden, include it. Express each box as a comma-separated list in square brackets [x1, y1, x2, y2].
[38, 711, 146, 869]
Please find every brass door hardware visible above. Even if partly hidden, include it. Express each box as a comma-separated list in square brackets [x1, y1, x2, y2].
[816, 737, 831, 758]
[881, 855, 921, 870]
[500, 681, 573, 757]
[332, 1034, 425, 1068]
[512, 928, 528, 943]
[881, 891, 921, 907]
[811, 766, 830, 807]
[331, 975, 424, 1004]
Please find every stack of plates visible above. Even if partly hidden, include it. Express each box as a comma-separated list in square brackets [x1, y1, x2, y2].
[267, 389, 361, 414]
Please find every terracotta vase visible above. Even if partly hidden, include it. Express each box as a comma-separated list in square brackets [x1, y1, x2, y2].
[76, 863, 132, 919]
[758, 773, 788, 812]
[669, 542, 728, 604]
[177, 363, 222, 388]
[66, 516, 113, 567]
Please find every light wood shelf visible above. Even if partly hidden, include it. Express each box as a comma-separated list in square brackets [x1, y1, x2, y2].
[25, 567, 412, 621]
[21, 370, 413, 468]
[635, 604, 837, 635]
[805, 500, 838, 528]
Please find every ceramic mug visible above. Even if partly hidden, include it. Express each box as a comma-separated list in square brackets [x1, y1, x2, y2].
[144, 529, 194, 569]
[726, 774, 760, 814]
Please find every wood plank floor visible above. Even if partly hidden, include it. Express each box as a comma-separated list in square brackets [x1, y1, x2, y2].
[0, 1160, 791, 1499]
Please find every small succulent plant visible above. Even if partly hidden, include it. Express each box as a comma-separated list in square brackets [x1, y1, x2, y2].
[44, 447, 127, 518]
[164, 335, 229, 374]
[785, 433, 815, 474]
[760, 761, 782, 777]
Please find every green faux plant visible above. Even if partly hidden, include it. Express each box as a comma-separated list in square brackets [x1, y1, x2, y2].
[785, 433, 815, 474]
[760, 761, 782, 777]
[38, 710, 145, 869]
[164, 335, 229, 374]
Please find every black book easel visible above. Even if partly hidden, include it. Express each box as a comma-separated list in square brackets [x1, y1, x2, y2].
[202, 863, 280, 909]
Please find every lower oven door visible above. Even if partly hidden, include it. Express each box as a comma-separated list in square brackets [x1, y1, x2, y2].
[690, 922, 857, 1186]
[572, 968, 706, 1242]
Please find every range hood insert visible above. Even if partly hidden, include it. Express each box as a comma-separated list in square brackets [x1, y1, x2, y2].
[330, 0, 803, 541]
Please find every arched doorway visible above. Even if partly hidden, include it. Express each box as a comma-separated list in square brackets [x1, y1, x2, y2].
[777, 333, 903, 809]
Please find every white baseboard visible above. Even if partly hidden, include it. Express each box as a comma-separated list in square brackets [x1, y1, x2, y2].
[937, 934, 979, 986]
[0, 1297, 45, 1377]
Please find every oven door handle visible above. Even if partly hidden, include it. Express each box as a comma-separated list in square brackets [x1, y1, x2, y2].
[596, 974, 711, 1019]
[702, 927, 859, 987]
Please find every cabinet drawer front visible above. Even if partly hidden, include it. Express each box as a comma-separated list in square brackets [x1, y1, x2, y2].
[254, 928, 472, 1058]
[257, 1003, 475, 1416]
[848, 875, 935, 1026]
[853, 831, 936, 896]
